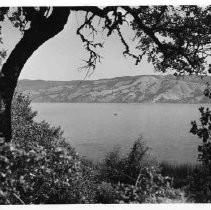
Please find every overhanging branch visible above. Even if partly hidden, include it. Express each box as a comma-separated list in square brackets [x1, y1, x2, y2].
[76, 12, 103, 76]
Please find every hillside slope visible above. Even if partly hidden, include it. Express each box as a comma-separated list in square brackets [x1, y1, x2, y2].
[17, 75, 211, 103]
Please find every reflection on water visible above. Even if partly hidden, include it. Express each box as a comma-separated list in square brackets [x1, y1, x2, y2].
[31, 103, 210, 164]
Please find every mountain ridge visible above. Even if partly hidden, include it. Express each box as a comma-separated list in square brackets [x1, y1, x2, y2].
[17, 75, 211, 103]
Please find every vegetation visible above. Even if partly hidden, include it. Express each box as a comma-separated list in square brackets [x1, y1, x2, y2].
[2, 92, 211, 203]
[189, 104, 211, 202]
[1, 6, 211, 142]
[17, 75, 211, 103]
[0, 94, 97, 204]
[0, 93, 189, 204]
[158, 85, 211, 202]
[160, 162, 200, 189]
[95, 139, 186, 203]
[1, 6, 211, 204]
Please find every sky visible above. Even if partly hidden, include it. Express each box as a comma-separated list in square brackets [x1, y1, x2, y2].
[1, 9, 158, 81]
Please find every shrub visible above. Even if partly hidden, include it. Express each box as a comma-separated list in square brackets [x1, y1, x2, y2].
[96, 165, 186, 203]
[0, 93, 188, 204]
[186, 165, 211, 203]
[0, 142, 98, 204]
[98, 137, 157, 184]
[160, 162, 200, 188]
[0, 93, 97, 204]
[96, 137, 186, 203]
[190, 106, 211, 202]
[190, 106, 211, 169]
[12, 93, 66, 151]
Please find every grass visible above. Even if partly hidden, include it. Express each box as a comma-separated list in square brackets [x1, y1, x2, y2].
[160, 161, 201, 188]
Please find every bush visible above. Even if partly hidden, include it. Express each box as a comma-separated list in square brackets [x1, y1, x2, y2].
[12, 93, 67, 151]
[189, 106, 211, 202]
[0, 93, 188, 204]
[0, 142, 98, 204]
[0, 93, 97, 204]
[160, 162, 200, 188]
[190, 106, 211, 168]
[186, 165, 211, 203]
[96, 137, 186, 203]
[97, 137, 157, 184]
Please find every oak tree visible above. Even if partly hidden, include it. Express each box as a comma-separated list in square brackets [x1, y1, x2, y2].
[1, 6, 211, 142]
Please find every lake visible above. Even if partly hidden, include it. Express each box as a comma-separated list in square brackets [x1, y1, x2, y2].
[31, 103, 210, 164]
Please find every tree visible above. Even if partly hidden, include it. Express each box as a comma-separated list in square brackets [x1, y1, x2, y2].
[1, 6, 211, 142]
[189, 105, 211, 202]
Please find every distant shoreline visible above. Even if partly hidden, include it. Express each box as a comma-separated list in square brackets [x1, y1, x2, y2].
[18, 75, 211, 104]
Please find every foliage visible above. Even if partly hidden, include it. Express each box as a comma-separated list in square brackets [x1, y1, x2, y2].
[190, 106, 211, 168]
[98, 137, 157, 184]
[2, 6, 211, 143]
[185, 166, 211, 203]
[0, 142, 98, 204]
[0, 93, 189, 204]
[12, 93, 66, 151]
[0, 93, 97, 204]
[189, 104, 211, 202]
[130, 6, 211, 75]
[186, 80, 211, 202]
[109, 169, 185, 204]
[1, 5, 211, 203]
[160, 162, 200, 188]
[96, 137, 186, 203]
[2, 6, 211, 73]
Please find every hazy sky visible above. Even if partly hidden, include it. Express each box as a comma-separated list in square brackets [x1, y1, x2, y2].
[1, 10, 158, 81]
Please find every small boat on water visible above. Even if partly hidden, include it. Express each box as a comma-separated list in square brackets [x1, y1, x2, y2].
[114, 113, 118, 116]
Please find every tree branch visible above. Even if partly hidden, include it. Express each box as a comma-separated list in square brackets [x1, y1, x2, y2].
[122, 6, 165, 52]
[69, 6, 116, 18]
[121, 6, 203, 72]
[116, 26, 144, 65]
[76, 13, 103, 76]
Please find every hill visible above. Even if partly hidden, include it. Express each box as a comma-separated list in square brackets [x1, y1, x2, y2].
[17, 75, 211, 103]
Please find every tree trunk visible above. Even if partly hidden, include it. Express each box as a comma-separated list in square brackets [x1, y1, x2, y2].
[0, 7, 70, 143]
[0, 85, 13, 143]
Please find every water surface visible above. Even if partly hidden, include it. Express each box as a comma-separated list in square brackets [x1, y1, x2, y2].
[31, 103, 209, 164]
